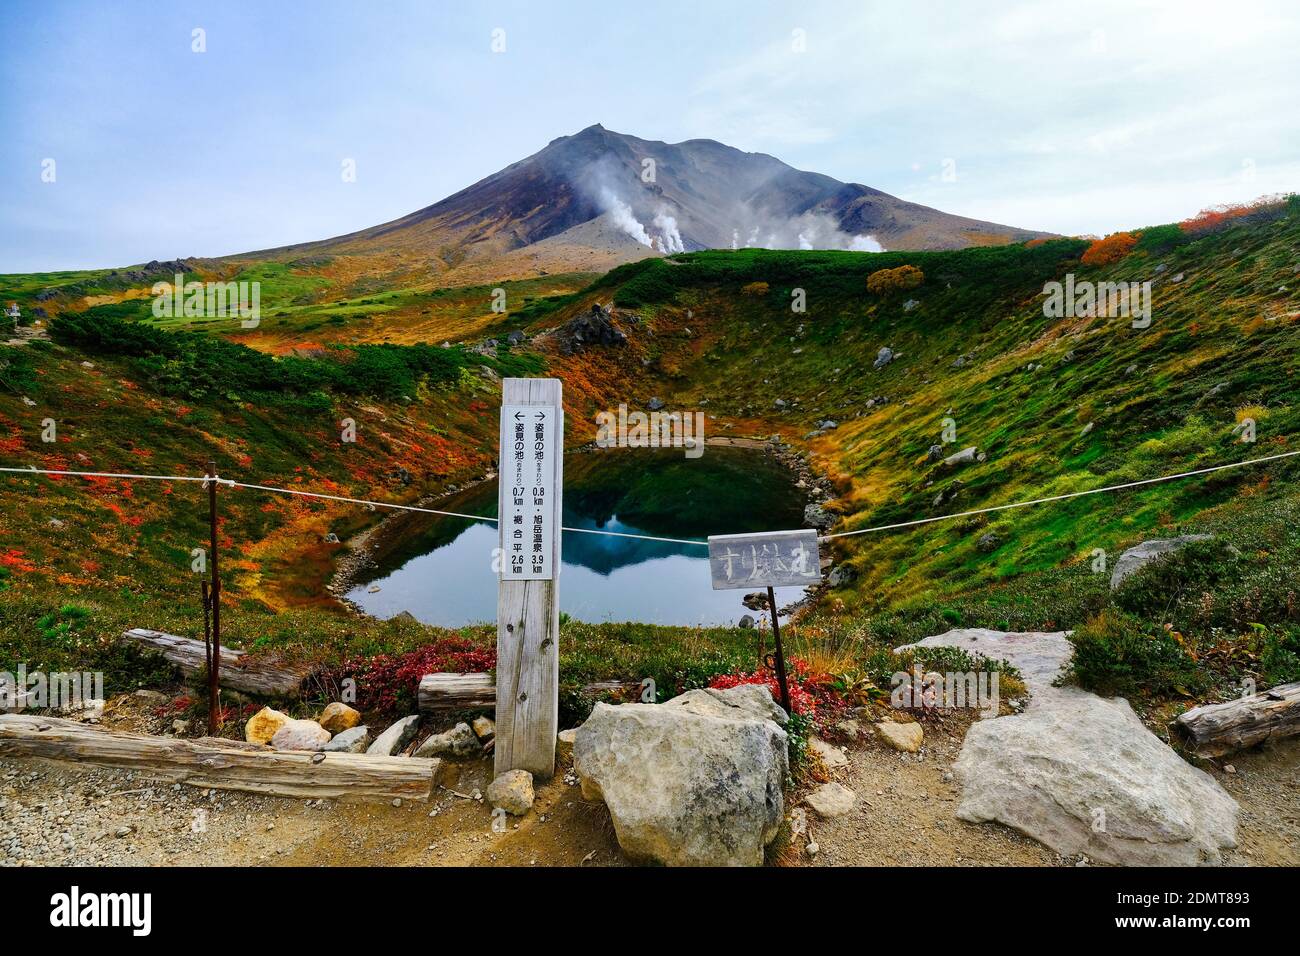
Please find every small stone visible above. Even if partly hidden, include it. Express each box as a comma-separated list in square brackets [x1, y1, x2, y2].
[319, 725, 370, 753]
[413, 721, 478, 758]
[471, 716, 495, 741]
[487, 769, 535, 816]
[367, 715, 421, 756]
[245, 706, 291, 745]
[318, 702, 361, 735]
[391, 798, 402, 807]
[875, 721, 924, 753]
[809, 736, 848, 769]
[270, 719, 332, 752]
[806, 782, 856, 818]
[556, 728, 577, 759]
[806, 840, 819, 856]
[1223, 764, 1236, 775]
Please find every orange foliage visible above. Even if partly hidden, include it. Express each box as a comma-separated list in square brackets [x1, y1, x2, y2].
[866, 264, 924, 295]
[1081, 231, 1137, 266]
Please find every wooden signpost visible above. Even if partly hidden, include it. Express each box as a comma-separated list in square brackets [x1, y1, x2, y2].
[707, 529, 821, 714]
[494, 378, 563, 779]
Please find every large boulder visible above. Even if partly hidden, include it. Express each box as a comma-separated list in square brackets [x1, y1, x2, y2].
[955, 689, 1238, 865]
[1110, 535, 1213, 590]
[574, 684, 789, 867]
[897, 628, 1239, 866]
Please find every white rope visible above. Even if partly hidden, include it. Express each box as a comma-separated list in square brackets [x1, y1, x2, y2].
[820, 448, 1300, 540]
[0, 465, 217, 483]
[5, 447, 1296, 548]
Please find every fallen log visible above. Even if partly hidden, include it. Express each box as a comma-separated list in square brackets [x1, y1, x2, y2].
[1172, 681, 1300, 757]
[0, 714, 437, 802]
[580, 680, 645, 701]
[418, 672, 495, 712]
[122, 628, 316, 697]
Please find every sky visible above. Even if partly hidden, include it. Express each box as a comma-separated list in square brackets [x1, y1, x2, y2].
[2, 0, 1297, 272]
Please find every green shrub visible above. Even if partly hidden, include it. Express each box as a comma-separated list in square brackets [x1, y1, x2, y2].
[1064, 610, 1205, 698]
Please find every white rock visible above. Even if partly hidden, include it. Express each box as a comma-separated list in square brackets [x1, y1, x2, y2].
[366, 715, 420, 755]
[269, 719, 331, 752]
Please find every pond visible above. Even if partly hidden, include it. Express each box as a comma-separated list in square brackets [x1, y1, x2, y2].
[345, 446, 813, 627]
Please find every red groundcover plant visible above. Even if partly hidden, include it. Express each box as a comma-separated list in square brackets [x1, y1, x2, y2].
[708, 657, 837, 718]
[332, 635, 495, 716]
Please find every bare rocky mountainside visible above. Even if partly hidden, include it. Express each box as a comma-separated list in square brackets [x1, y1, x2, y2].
[224, 125, 1050, 281]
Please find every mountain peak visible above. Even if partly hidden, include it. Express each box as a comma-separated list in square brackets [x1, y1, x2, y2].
[236, 127, 1052, 277]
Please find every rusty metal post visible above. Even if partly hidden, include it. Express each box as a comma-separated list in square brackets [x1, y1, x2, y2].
[766, 585, 791, 714]
[206, 460, 222, 734]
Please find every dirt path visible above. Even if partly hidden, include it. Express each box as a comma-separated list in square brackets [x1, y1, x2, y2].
[795, 716, 1061, 867]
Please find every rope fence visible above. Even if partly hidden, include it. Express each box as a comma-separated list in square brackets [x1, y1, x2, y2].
[3, 445, 1298, 548]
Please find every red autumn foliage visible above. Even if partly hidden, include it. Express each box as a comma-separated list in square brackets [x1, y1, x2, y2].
[1080, 231, 1138, 266]
[1179, 194, 1287, 235]
[708, 657, 841, 718]
[330, 635, 496, 717]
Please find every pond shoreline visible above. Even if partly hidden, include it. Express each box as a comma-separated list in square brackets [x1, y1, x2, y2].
[327, 433, 836, 625]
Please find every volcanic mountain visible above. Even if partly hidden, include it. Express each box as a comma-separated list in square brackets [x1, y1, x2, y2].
[231, 124, 1051, 281]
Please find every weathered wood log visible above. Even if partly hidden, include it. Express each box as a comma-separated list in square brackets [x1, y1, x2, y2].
[122, 628, 316, 697]
[580, 680, 644, 701]
[418, 672, 495, 712]
[0, 714, 437, 802]
[1172, 681, 1300, 757]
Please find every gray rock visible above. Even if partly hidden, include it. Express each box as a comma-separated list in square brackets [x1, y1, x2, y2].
[827, 564, 855, 588]
[817, 420, 838, 430]
[943, 446, 982, 467]
[647, 396, 665, 411]
[738, 614, 756, 628]
[574, 684, 788, 866]
[506, 330, 525, 345]
[742, 591, 769, 611]
[873, 346, 894, 370]
[1110, 535, 1213, 590]
[902, 298, 919, 312]
[487, 769, 534, 815]
[977, 531, 1000, 553]
[366, 715, 420, 756]
[804, 502, 834, 530]
[413, 721, 479, 758]
[319, 725, 371, 753]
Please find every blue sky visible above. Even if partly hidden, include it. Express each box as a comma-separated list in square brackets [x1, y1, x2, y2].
[2, 0, 1297, 272]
